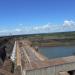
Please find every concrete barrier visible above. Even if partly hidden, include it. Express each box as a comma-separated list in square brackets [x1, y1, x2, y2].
[26, 62, 75, 75]
[11, 41, 22, 75]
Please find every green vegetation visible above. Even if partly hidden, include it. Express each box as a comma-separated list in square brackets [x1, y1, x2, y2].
[26, 31, 75, 47]
[0, 31, 75, 47]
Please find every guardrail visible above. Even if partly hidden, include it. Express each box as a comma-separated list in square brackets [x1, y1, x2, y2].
[16, 41, 21, 67]
[11, 41, 22, 75]
[15, 41, 22, 75]
[11, 41, 16, 62]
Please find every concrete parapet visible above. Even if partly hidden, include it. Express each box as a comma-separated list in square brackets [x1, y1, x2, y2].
[14, 66, 21, 75]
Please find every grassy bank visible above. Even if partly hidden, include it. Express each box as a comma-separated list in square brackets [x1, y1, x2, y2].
[28, 31, 75, 47]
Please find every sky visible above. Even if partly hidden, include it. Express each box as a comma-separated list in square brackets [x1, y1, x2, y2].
[0, 0, 75, 36]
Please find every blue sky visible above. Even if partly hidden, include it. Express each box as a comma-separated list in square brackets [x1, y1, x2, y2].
[0, 0, 75, 36]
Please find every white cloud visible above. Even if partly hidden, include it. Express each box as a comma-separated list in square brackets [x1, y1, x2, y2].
[0, 20, 75, 36]
[62, 20, 75, 32]
[33, 20, 75, 33]
[63, 20, 75, 26]
[15, 28, 22, 32]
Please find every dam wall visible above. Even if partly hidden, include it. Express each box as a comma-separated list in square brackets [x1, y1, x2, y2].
[9, 40, 75, 75]
[24, 61, 75, 75]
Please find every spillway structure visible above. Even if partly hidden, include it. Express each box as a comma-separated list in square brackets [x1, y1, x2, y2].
[11, 40, 75, 75]
[0, 40, 75, 75]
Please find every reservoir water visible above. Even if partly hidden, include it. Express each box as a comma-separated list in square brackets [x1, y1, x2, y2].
[39, 46, 75, 59]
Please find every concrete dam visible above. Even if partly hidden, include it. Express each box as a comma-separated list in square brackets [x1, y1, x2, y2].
[0, 40, 75, 75]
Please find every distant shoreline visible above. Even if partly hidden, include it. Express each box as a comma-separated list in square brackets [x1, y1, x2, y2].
[32, 42, 75, 48]
[38, 44, 75, 48]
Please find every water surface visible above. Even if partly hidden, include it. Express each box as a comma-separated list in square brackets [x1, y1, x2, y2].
[39, 46, 75, 59]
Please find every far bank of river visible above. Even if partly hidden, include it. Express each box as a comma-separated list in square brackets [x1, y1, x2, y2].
[32, 41, 75, 47]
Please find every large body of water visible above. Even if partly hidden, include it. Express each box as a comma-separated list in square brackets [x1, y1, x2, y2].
[39, 46, 75, 59]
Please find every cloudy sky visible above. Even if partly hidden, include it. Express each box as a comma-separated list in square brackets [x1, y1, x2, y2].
[0, 0, 75, 36]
